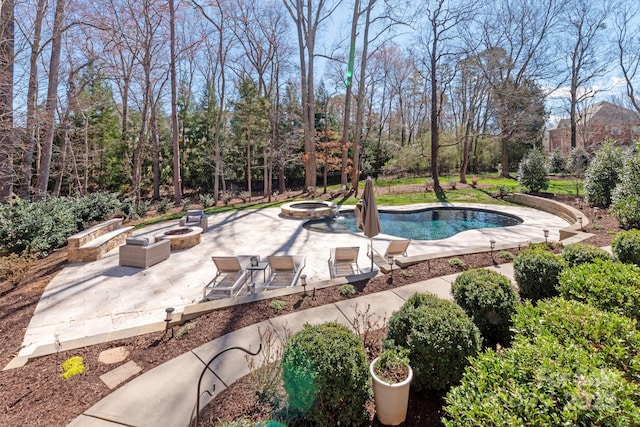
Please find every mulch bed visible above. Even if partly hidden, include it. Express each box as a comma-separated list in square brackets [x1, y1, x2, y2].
[0, 195, 621, 426]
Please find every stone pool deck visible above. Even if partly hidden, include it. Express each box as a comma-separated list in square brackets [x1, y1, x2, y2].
[6, 199, 585, 370]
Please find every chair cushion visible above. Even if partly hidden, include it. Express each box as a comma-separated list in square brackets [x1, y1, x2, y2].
[126, 237, 150, 246]
[186, 215, 201, 223]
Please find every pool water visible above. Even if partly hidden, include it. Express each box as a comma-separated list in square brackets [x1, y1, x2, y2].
[304, 207, 523, 241]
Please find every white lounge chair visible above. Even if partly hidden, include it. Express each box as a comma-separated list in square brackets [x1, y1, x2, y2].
[264, 255, 306, 290]
[328, 246, 361, 278]
[203, 256, 255, 300]
[368, 239, 411, 264]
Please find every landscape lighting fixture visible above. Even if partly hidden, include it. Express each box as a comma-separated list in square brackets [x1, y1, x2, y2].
[165, 307, 175, 338]
[301, 274, 307, 296]
[578, 216, 583, 231]
[490, 239, 496, 262]
[543, 229, 549, 244]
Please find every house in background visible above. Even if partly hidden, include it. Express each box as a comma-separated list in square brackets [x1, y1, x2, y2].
[546, 101, 640, 154]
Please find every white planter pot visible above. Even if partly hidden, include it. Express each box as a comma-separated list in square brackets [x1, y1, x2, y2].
[370, 357, 413, 426]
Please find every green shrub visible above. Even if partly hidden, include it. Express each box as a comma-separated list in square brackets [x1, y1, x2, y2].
[384, 293, 481, 391]
[566, 146, 590, 176]
[517, 146, 549, 193]
[496, 250, 514, 261]
[611, 151, 640, 229]
[513, 248, 566, 301]
[117, 197, 140, 220]
[513, 298, 640, 381]
[199, 193, 215, 208]
[0, 196, 77, 255]
[560, 243, 614, 267]
[156, 198, 170, 214]
[281, 322, 369, 426]
[558, 259, 640, 322]
[584, 142, 623, 208]
[268, 300, 287, 310]
[338, 284, 356, 296]
[612, 229, 640, 266]
[452, 269, 519, 347]
[448, 257, 467, 270]
[443, 338, 640, 426]
[611, 195, 640, 230]
[76, 191, 120, 224]
[548, 148, 565, 173]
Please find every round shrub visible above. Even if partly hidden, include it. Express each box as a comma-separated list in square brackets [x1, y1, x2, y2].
[452, 268, 518, 347]
[443, 338, 640, 426]
[384, 293, 481, 391]
[517, 146, 549, 193]
[281, 322, 369, 426]
[612, 229, 640, 266]
[558, 259, 640, 322]
[560, 242, 614, 267]
[513, 248, 566, 301]
[611, 195, 640, 230]
[514, 298, 640, 381]
[611, 151, 640, 229]
[583, 143, 623, 208]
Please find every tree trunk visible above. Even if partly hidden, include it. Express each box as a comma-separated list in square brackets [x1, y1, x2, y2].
[151, 105, 160, 200]
[341, 0, 359, 189]
[169, 0, 182, 204]
[36, 0, 66, 200]
[0, 0, 14, 202]
[21, 0, 46, 199]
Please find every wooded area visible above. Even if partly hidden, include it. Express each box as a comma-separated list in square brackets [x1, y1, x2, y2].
[1, 0, 639, 204]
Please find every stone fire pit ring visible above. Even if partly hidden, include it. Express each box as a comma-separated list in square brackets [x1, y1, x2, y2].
[280, 201, 337, 219]
[155, 226, 203, 250]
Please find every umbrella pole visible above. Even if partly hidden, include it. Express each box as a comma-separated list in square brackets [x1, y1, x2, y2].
[370, 237, 374, 271]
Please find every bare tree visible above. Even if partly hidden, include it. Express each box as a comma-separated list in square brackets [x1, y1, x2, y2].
[36, 0, 67, 199]
[471, 0, 563, 177]
[282, 0, 341, 191]
[0, 0, 14, 201]
[19, 0, 47, 199]
[563, 0, 613, 149]
[415, 0, 476, 191]
[614, 3, 640, 114]
[169, 0, 182, 204]
[192, 0, 234, 203]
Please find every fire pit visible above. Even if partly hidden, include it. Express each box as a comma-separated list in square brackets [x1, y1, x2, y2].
[280, 201, 337, 219]
[155, 226, 203, 250]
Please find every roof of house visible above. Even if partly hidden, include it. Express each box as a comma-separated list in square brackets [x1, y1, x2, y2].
[553, 101, 640, 129]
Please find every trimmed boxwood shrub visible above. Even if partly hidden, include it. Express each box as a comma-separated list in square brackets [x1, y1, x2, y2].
[560, 242, 614, 267]
[281, 322, 369, 426]
[558, 259, 640, 322]
[384, 293, 481, 391]
[443, 338, 640, 426]
[513, 248, 566, 301]
[452, 268, 518, 347]
[513, 298, 640, 381]
[612, 229, 640, 266]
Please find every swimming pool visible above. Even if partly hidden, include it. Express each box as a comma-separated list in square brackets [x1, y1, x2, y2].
[303, 207, 523, 241]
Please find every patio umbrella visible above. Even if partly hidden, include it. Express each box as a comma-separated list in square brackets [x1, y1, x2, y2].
[358, 177, 381, 270]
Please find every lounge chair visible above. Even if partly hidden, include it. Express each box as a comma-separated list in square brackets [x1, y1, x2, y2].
[203, 256, 255, 300]
[264, 255, 306, 290]
[179, 209, 209, 231]
[368, 239, 411, 265]
[328, 246, 361, 279]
